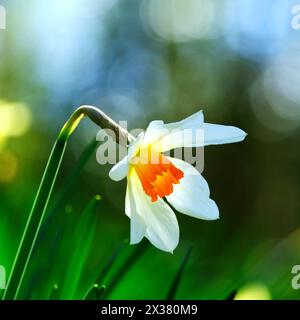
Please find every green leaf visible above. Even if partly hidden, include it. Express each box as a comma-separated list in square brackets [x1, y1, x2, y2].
[103, 241, 149, 299]
[83, 284, 106, 300]
[166, 246, 193, 300]
[59, 195, 101, 299]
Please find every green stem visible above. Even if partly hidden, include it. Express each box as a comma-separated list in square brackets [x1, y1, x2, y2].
[3, 106, 132, 300]
[3, 137, 67, 300]
[47, 139, 99, 218]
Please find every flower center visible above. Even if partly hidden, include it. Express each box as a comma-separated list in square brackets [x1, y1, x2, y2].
[132, 146, 184, 202]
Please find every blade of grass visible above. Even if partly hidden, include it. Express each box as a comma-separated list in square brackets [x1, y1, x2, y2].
[60, 195, 101, 299]
[103, 241, 149, 299]
[21, 212, 69, 299]
[49, 284, 60, 300]
[82, 240, 127, 300]
[47, 139, 99, 218]
[95, 240, 128, 285]
[32, 139, 98, 292]
[226, 290, 237, 300]
[2, 138, 67, 300]
[41, 206, 76, 300]
[31, 140, 98, 296]
[3, 106, 132, 300]
[83, 284, 106, 300]
[96, 285, 106, 300]
[166, 246, 193, 300]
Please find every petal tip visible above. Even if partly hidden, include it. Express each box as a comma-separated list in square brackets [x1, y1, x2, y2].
[108, 169, 115, 181]
[241, 130, 248, 139]
[108, 168, 121, 181]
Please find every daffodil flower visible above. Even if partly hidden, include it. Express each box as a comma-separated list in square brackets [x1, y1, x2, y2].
[109, 111, 246, 253]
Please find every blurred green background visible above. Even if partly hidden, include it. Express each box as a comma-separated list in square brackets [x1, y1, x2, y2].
[1, 0, 300, 299]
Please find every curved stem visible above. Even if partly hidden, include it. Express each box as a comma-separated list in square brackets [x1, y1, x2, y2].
[3, 106, 132, 300]
[58, 105, 134, 144]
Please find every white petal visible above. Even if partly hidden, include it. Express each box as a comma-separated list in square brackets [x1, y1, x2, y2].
[203, 123, 247, 146]
[142, 120, 166, 146]
[163, 110, 204, 130]
[142, 111, 247, 152]
[108, 133, 144, 182]
[128, 132, 145, 159]
[166, 157, 219, 220]
[129, 170, 179, 252]
[109, 155, 129, 181]
[143, 111, 204, 152]
[125, 179, 146, 244]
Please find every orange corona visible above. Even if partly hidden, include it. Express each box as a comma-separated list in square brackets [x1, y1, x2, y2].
[132, 147, 184, 202]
